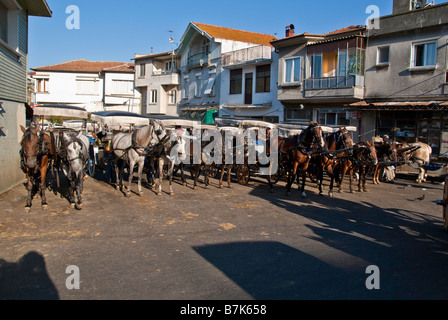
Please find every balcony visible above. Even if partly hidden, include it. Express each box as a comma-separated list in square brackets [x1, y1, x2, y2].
[304, 75, 364, 101]
[151, 70, 179, 85]
[221, 45, 272, 68]
[187, 53, 210, 69]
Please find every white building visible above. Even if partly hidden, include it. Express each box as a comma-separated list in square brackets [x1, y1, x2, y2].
[133, 51, 180, 116]
[177, 22, 282, 123]
[30, 59, 140, 113]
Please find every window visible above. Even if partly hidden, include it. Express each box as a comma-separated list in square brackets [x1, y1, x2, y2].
[36, 79, 49, 93]
[310, 54, 322, 79]
[183, 78, 189, 99]
[139, 63, 146, 77]
[285, 57, 301, 83]
[256, 65, 270, 93]
[150, 90, 158, 103]
[76, 79, 98, 95]
[377, 46, 390, 65]
[168, 90, 177, 104]
[204, 76, 216, 96]
[165, 61, 175, 72]
[230, 69, 242, 94]
[195, 75, 202, 97]
[338, 50, 348, 76]
[413, 41, 437, 67]
[112, 80, 133, 95]
[285, 107, 311, 121]
[0, 2, 7, 42]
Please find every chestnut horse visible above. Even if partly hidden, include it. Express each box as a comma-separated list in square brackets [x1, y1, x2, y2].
[314, 127, 354, 196]
[20, 124, 55, 211]
[278, 122, 326, 198]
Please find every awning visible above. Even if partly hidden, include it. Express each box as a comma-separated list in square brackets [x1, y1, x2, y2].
[90, 111, 149, 126]
[348, 101, 448, 111]
[221, 103, 272, 109]
[33, 104, 87, 119]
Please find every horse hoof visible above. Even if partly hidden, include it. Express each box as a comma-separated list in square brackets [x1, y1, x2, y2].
[363, 189, 369, 193]
[70, 203, 75, 208]
[319, 192, 324, 196]
[350, 190, 355, 194]
[169, 192, 174, 196]
[25, 206, 31, 212]
[219, 185, 223, 189]
[182, 182, 186, 186]
[42, 204, 48, 210]
[157, 192, 162, 196]
[328, 191, 333, 197]
[193, 186, 197, 190]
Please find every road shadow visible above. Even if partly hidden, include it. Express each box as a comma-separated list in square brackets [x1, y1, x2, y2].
[193, 241, 372, 300]
[243, 178, 448, 299]
[0, 251, 59, 300]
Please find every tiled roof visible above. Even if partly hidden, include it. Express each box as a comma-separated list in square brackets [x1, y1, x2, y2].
[31, 59, 135, 73]
[326, 25, 366, 35]
[192, 22, 277, 46]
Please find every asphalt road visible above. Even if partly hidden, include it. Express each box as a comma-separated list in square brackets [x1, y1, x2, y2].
[0, 169, 447, 302]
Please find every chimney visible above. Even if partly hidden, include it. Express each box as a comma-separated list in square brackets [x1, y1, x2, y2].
[285, 24, 295, 37]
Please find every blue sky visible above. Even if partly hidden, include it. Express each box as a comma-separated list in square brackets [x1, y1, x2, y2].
[27, 0, 443, 69]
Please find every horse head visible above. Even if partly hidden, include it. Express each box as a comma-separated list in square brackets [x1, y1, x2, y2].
[365, 141, 378, 166]
[166, 127, 188, 163]
[20, 124, 41, 169]
[150, 120, 169, 146]
[309, 122, 326, 151]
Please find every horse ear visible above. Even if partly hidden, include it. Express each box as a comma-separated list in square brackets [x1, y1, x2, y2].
[20, 125, 26, 133]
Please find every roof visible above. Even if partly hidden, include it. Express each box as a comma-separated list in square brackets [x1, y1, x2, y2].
[325, 25, 366, 36]
[192, 22, 277, 46]
[31, 59, 135, 73]
[271, 25, 365, 47]
[133, 51, 173, 61]
[18, 0, 52, 17]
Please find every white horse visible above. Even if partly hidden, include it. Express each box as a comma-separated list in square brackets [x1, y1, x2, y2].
[402, 142, 432, 183]
[111, 120, 168, 196]
[151, 127, 188, 196]
[59, 130, 91, 209]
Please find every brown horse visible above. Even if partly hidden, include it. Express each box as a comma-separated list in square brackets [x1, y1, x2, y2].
[347, 142, 378, 193]
[20, 124, 55, 211]
[372, 137, 398, 184]
[313, 127, 354, 196]
[278, 122, 326, 198]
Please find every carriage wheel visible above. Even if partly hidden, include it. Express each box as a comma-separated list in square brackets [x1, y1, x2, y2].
[443, 179, 448, 232]
[236, 164, 250, 185]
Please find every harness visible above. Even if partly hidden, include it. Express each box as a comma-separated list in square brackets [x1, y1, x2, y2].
[20, 130, 52, 173]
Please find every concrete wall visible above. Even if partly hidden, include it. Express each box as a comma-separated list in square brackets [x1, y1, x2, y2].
[365, 26, 448, 100]
[34, 71, 103, 112]
[0, 100, 26, 194]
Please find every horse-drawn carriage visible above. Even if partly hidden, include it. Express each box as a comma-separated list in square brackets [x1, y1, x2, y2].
[89, 110, 150, 179]
[29, 104, 93, 209]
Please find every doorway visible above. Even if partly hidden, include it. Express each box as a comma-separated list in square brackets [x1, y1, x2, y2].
[244, 73, 253, 105]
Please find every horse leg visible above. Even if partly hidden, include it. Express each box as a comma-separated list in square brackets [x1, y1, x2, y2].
[204, 165, 209, 188]
[40, 166, 48, 209]
[339, 164, 349, 193]
[126, 158, 135, 196]
[317, 164, 324, 196]
[219, 164, 225, 189]
[300, 168, 307, 198]
[75, 176, 83, 209]
[69, 178, 76, 208]
[349, 168, 355, 193]
[25, 173, 33, 211]
[180, 163, 187, 186]
[168, 162, 175, 196]
[286, 161, 298, 196]
[226, 165, 232, 188]
[136, 158, 144, 195]
[157, 159, 163, 196]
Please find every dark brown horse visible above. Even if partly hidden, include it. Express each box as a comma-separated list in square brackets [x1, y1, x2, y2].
[348, 142, 378, 193]
[313, 127, 354, 196]
[373, 137, 398, 184]
[20, 124, 55, 211]
[278, 122, 326, 198]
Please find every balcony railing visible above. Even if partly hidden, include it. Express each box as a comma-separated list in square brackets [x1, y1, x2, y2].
[305, 74, 364, 90]
[221, 45, 272, 67]
[187, 53, 210, 68]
